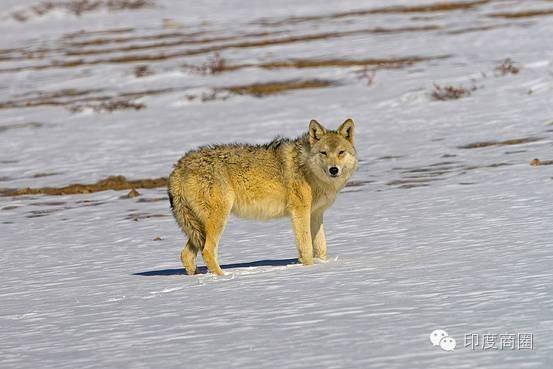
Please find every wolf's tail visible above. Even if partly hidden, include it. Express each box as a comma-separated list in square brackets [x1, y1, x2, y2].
[168, 186, 205, 250]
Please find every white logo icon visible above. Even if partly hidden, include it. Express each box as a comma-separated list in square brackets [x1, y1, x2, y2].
[439, 336, 456, 351]
[430, 329, 456, 351]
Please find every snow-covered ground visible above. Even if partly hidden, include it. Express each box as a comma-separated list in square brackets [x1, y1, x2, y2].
[1, 0, 553, 368]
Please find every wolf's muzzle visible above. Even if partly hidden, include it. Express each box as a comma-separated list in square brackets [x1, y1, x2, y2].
[328, 166, 340, 177]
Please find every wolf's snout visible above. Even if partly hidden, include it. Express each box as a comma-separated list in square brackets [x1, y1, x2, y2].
[328, 166, 340, 176]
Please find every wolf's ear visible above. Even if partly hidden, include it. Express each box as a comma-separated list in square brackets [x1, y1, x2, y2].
[337, 118, 355, 144]
[309, 119, 327, 145]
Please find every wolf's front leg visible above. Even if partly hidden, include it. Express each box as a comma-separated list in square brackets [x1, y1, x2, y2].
[290, 207, 313, 266]
[311, 211, 327, 261]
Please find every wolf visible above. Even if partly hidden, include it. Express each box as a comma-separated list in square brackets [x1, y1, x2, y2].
[168, 119, 358, 275]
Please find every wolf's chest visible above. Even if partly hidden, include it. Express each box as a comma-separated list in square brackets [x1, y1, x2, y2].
[311, 189, 337, 213]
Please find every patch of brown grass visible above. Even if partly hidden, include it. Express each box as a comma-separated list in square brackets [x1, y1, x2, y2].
[0, 88, 173, 111]
[0, 175, 167, 197]
[183, 55, 449, 75]
[259, 56, 448, 69]
[488, 9, 553, 19]
[0, 89, 104, 109]
[459, 137, 542, 149]
[369, 0, 491, 14]
[225, 79, 335, 97]
[65, 26, 440, 58]
[183, 80, 334, 101]
[255, 0, 490, 26]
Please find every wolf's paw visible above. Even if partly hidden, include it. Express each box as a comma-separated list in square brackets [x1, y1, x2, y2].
[298, 257, 314, 266]
[184, 267, 200, 276]
[314, 257, 328, 264]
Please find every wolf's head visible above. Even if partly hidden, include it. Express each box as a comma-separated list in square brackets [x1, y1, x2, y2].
[306, 119, 358, 184]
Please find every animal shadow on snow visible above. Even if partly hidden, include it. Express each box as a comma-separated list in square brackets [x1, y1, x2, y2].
[133, 258, 299, 276]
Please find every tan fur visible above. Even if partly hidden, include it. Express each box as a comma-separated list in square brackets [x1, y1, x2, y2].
[168, 119, 359, 275]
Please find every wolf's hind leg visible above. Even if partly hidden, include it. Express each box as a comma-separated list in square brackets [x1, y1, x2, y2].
[200, 205, 230, 276]
[181, 240, 199, 275]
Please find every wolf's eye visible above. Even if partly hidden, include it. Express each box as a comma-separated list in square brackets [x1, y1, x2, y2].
[320, 151, 327, 156]
[338, 150, 345, 156]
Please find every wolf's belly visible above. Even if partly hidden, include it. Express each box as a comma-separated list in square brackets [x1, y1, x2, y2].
[231, 196, 288, 220]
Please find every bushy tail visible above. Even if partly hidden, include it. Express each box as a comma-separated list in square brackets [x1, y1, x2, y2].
[168, 189, 205, 250]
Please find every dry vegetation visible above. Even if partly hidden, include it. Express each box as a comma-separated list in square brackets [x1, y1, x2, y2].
[355, 67, 377, 86]
[258, 56, 447, 69]
[459, 137, 542, 149]
[488, 8, 553, 19]
[187, 52, 230, 74]
[68, 99, 146, 113]
[133, 65, 153, 77]
[0, 175, 167, 196]
[12, 0, 154, 21]
[224, 79, 335, 97]
[255, 0, 490, 26]
[0, 26, 442, 74]
[431, 83, 476, 101]
[0, 88, 172, 112]
[495, 58, 520, 76]
[184, 54, 449, 75]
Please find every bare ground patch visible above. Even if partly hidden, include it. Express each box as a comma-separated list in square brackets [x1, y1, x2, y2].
[488, 9, 553, 19]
